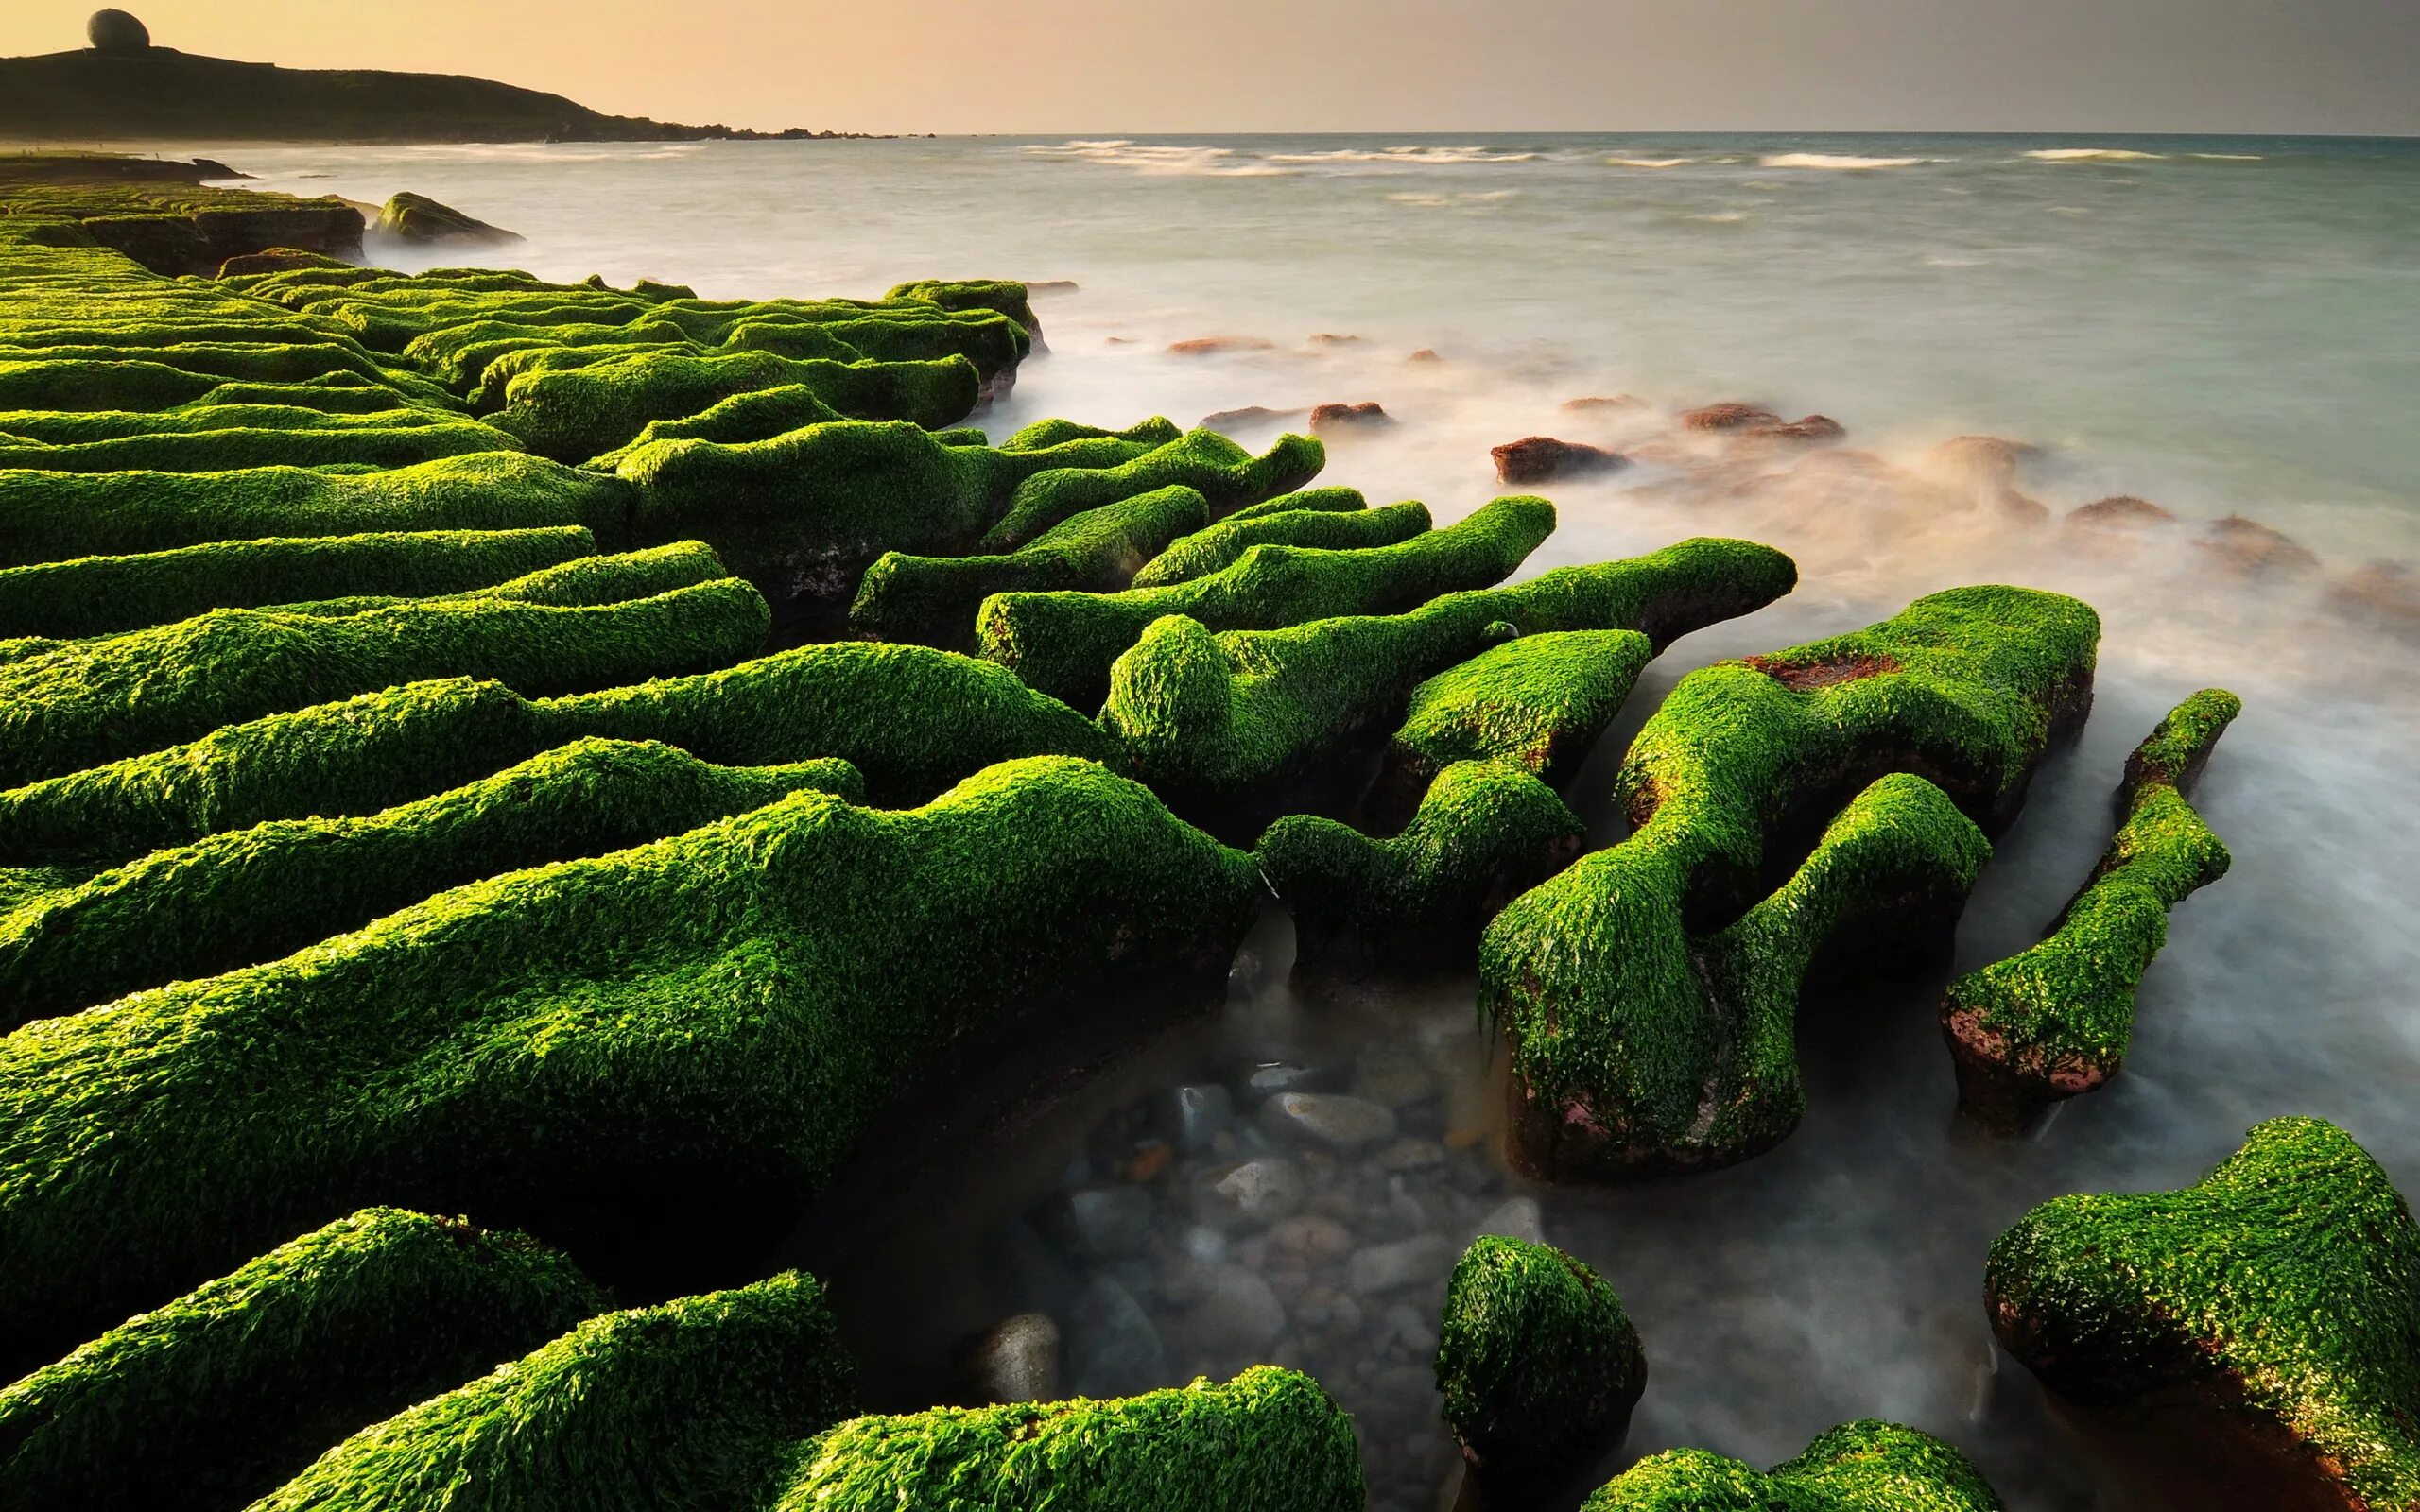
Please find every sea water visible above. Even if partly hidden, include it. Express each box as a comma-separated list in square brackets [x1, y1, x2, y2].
[204, 133, 2420, 1508]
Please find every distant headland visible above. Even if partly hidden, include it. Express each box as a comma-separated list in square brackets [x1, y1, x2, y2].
[0, 9, 896, 144]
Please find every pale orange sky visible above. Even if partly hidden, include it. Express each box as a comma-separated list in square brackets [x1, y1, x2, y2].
[5, 0, 2415, 135]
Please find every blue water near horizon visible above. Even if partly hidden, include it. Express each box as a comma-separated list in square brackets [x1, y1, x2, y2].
[167, 129, 2420, 1508]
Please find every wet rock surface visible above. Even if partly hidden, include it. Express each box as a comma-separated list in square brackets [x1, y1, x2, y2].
[1492, 435, 1629, 484]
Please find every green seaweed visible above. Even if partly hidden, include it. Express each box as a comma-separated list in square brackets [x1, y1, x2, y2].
[1943, 689, 2239, 1128]
[0, 738, 860, 1027]
[0, 757, 1255, 1355]
[1584, 1420, 2006, 1510]
[253, 1273, 857, 1512]
[0, 1208, 608, 1512]
[849, 484, 1212, 650]
[774, 1367, 1363, 1512]
[1128, 490, 1410, 588]
[0, 526, 597, 641]
[1985, 1117, 2420, 1511]
[1435, 1236, 1646, 1500]
[982, 495, 1553, 712]
[1482, 586, 2099, 1179]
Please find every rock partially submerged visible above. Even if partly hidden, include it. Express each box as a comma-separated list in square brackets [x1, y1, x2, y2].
[1309, 400, 1392, 434]
[1679, 402, 1781, 431]
[2200, 512, 2320, 577]
[1492, 435, 1628, 484]
[372, 191, 522, 247]
[1987, 1117, 2420, 1512]
[1943, 689, 2238, 1129]
[1483, 587, 2100, 1179]
[1436, 1235, 1647, 1501]
[1586, 1420, 2006, 1509]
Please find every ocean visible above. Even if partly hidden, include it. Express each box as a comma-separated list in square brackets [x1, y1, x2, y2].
[207, 132, 2420, 1509]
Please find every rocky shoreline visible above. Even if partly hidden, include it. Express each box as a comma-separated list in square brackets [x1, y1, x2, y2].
[0, 154, 2409, 1512]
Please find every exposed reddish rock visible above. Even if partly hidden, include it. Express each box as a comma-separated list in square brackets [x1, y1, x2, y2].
[1994, 490, 2051, 528]
[1680, 402, 1782, 431]
[2200, 514, 2320, 577]
[1201, 405, 1307, 430]
[2067, 494, 2177, 530]
[1308, 333, 1363, 346]
[1309, 401, 1393, 435]
[1104, 336, 1136, 345]
[1740, 414, 1846, 444]
[2333, 560, 2420, 634]
[1561, 394, 1642, 411]
[1407, 348, 1443, 363]
[1928, 435, 2040, 485]
[1167, 336, 1277, 355]
[1491, 436, 1628, 485]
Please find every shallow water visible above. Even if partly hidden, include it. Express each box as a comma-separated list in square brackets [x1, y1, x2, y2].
[196, 132, 2420, 1505]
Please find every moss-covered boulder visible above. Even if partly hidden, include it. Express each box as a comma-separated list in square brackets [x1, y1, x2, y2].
[0, 525, 598, 641]
[0, 757, 1256, 1363]
[1584, 1420, 2006, 1510]
[1483, 587, 2099, 1180]
[976, 427, 1322, 551]
[1986, 1117, 2420, 1512]
[1128, 490, 1417, 587]
[1099, 537, 1794, 839]
[980, 495, 1551, 712]
[1257, 759, 1584, 971]
[0, 571, 768, 785]
[0, 738, 860, 1027]
[254, 1273, 857, 1512]
[774, 1366, 1363, 1512]
[372, 192, 522, 247]
[849, 483, 1211, 650]
[1435, 1235, 1646, 1501]
[1944, 689, 2239, 1129]
[0, 452, 634, 567]
[0, 1208, 607, 1512]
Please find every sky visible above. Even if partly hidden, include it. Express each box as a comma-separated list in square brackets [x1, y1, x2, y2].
[6, 1, 2416, 136]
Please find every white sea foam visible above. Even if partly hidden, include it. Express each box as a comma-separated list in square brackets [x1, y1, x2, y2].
[2025, 147, 2169, 162]
[2193, 152, 2265, 161]
[1606, 156, 1689, 169]
[1386, 189, 1521, 208]
[1265, 145, 1539, 164]
[1025, 140, 1296, 177]
[1689, 210, 1750, 223]
[1759, 152, 1932, 170]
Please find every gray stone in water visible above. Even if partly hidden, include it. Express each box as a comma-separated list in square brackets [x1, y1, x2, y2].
[957, 1312, 1063, 1404]
[1191, 1156, 1306, 1230]
[1180, 1224, 1231, 1265]
[1267, 1211, 1355, 1267]
[1189, 1263, 1288, 1354]
[1259, 1091, 1400, 1151]
[1159, 1082, 1235, 1153]
[1374, 1137, 1446, 1172]
[1345, 1233, 1458, 1294]
[1240, 1061, 1343, 1101]
[1065, 1275, 1167, 1396]
[1472, 1194, 1545, 1245]
[1050, 1183, 1153, 1259]
[1351, 1044, 1440, 1109]
[1381, 1300, 1441, 1360]
[1294, 1284, 1366, 1338]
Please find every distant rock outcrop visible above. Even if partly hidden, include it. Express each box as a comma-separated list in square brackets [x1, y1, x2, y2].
[373, 192, 522, 247]
[85, 9, 149, 51]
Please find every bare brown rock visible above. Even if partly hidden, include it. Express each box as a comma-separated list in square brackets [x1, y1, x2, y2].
[1407, 348, 1443, 363]
[1928, 435, 2040, 485]
[1562, 394, 1642, 411]
[1308, 333, 1363, 347]
[1308, 402, 1392, 435]
[2200, 514, 2320, 577]
[2068, 495, 2177, 530]
[2332, 560, 2420, 633]
[1491, 436, 1628, 485]
[1680, 402, 1783, 431]
[1167, 336, 1276, 356]
[1741, 414, 1847, 444]
[1200, 405, 1307, 431]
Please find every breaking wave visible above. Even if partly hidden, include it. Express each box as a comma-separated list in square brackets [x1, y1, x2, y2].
[2026, 147, 2169, 163]
[1759, 152, 1934, 170]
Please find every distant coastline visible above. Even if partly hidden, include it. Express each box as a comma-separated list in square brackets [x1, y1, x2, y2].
[0, 41, 898, 145]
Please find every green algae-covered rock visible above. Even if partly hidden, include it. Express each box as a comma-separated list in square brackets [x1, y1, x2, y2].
[0, 757, 1256, 1361]
[981, 495, 1549, 712]
[1374, 627, 1655, 817]
[977, 426, 1323, 552]
[372, 192, 522, 247]
[0, 452, 635, 567]
[1099, 537, 1793, 837]
[1944, 688, 2239, 1128]
[1585, 1420, 2006, 1510]
[0, 525, 598, 640]
[0, 413, 518, 472]
[1483, 586, 2099, 1181]
[849, 483, 1211, 650]
[1128, 490, 1414, 588]
[0, 573, 769, 785]
[0, 1208, 607, 1512]
[0, 738, 860, 1028]
[1257, 759, 1584, 971]
[253, 1273, 856, 1512]
[775, 1366, 1363, 1512]
[0, 643, 1109, 869]
[1986, 1117, 2420, 1511]
[1436, 1235, 1645, 1500]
